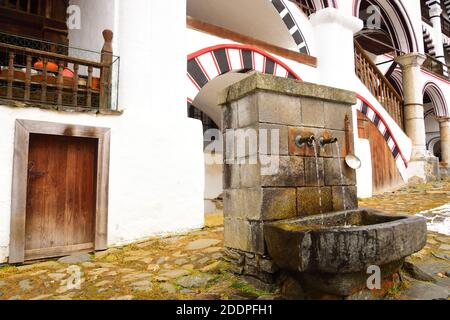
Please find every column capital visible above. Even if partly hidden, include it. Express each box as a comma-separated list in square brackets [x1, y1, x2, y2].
[437, 116, 450, 123]
[310, 8, 363, 35]
[429, 5, 443, 18]
[394, 53, 426, 69]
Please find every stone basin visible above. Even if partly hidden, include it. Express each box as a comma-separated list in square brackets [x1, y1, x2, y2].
[264, 209, 427, 296]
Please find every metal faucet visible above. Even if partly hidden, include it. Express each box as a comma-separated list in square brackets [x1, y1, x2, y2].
[319, 137, 338, 148]
[295, 135, 315, 148]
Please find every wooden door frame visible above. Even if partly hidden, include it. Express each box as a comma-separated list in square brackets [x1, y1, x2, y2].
[9, 119, 111, 263]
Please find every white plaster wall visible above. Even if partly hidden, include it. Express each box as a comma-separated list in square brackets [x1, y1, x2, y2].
[204, 154, 223, 214]
[187, 0, 297, 50]
[0, 0, 205, 262]
[355, 138, 373, 198]
[68, 0, 116, 53]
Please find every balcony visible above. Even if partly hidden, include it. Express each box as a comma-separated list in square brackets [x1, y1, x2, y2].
[422, 54, 449, 81]
[0, 30, 120, 113]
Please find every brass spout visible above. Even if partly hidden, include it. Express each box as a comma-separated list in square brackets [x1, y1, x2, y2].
[319, 137, 338, 148]
[295, 135, 315, 148]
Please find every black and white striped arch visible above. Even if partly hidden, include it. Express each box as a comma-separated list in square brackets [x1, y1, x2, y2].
[355, 97, 408, 176]
[187, 44, 300, 103]
[270, 0, 310, 54]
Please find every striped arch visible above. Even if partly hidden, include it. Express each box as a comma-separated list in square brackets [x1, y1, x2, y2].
[270, 0, 338, 54]
[187, 44, 301, 104]
[355, 95, 408, 177]
[270, 0, 310, 54]
[423, 81, 449, 117]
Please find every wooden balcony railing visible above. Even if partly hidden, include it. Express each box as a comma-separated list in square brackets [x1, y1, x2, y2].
[0, 30, 119, 112]
[354, 40, 404, 129]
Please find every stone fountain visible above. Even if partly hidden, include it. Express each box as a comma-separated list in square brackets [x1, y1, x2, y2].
[219, 73, 427, 299]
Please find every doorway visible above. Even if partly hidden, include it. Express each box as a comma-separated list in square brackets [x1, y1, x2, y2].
[24, 134, 97, 260]
[9, 120, 110, 263]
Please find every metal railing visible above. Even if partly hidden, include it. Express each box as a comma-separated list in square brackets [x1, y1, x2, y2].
[422, 54, 450, 80]
[354, 40, 404, 129]
[0, 30, 120, 112]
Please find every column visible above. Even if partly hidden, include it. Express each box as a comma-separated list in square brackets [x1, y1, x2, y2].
[395, 53, 428, 159]
[438, 117, 450, 167]
[310, 8, 363, 91]
[429, 3, 446, 65]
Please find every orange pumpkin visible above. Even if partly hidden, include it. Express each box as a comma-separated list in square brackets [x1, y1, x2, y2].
[34, 60, 59, 72]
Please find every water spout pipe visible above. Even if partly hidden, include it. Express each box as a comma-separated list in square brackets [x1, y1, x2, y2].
[319, 137, 338, 148]
[295, 135, 315, 148]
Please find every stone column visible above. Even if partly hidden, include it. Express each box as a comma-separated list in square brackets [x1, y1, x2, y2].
[429, 4, 446, 66]
[438, 117, 450, 168]
[395, 53, 440, 181]
[310, 8, 363, 91]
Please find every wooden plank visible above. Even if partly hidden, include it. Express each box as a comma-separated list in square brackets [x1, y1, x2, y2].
[24, 55, 31, 100]
[357, 111, 404, 193]
[56, 61, 64, 106]
[186, 16, 317, 68]
[25, 243, 94, 261]
[95, 129, 111, 251]
[87, 66, 93, 108]
[0, 42, 104, 68]
[16, 119, 110, 138]
[72, 64, 79, 106]
[9, 121, 30, 264]
[41, 58, 48, 103]
[7, 51, 14, 99]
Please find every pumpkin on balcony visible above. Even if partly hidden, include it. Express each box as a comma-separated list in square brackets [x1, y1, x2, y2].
[33, 60, 58, 72]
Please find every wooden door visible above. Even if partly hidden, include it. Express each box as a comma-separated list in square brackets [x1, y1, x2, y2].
[357, 111, 404, 194]
[25, 133, 98, 260]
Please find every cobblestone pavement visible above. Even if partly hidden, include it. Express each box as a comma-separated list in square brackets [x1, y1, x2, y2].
[0, 181, 449, 300]
[359, 180, 450, 300]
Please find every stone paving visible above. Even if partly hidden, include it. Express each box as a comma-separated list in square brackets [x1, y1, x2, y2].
[359, 180, 450, 300]
[0, 180, 448, 300]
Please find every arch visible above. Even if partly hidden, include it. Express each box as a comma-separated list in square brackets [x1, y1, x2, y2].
[187, 44, 409, 177]
[427, 136, 441, 158]
[423, 81, 449, 117]
[271, 0, 338, 54]
[187, 44, 301, 103]
[353, 0, 419, 54]
[389, 69, 404, 97]
[270, 0, 310, 54]
[355, 94, 408, 171]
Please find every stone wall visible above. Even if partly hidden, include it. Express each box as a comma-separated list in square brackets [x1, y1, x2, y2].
[219, 73, 357, 286]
